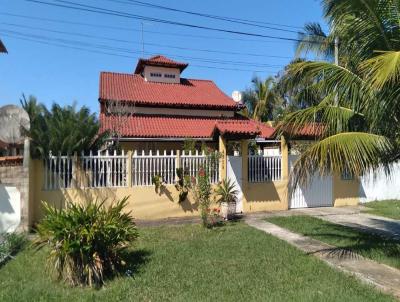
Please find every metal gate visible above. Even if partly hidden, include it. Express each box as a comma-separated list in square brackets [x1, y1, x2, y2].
[289, 155, 333, 209]
[227, 156, 243, 213]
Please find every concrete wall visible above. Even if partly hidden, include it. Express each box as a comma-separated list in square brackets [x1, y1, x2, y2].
[333, 174, 360, 207]
[29, 137, 360, 226]
[30, 159, 205, 223]
[0, 160, 30, 231]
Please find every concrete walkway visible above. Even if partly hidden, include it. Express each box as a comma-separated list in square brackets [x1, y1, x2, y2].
[284, 207, 400, 239]
[245, 217, 400, 298]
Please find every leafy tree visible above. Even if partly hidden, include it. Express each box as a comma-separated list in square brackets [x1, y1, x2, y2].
[278, 0, 400, 190]
[242, 76, 284, 121]
[21, 95, 108, 158]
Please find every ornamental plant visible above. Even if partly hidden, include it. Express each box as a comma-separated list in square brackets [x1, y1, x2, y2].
[192, 167, 213, 227]
[215, 178, 238, 205]
[175, 168, 191, 203]
[34, 197, 138, 287]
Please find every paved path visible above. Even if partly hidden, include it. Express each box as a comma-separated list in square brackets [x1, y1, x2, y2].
[245, 217, 400, 299]
[290, 207, 400, 239]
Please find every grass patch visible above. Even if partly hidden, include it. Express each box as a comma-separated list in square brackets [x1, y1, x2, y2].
[266, 215, 400, 269]
[363, 200, 400, 220]
[0, 222, 395, 302]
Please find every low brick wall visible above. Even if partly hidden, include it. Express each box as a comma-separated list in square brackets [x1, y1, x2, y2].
[0, 157, 29, 231]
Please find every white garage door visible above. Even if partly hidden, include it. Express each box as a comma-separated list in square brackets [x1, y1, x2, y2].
[0, 185, 21, 233]
[289, 155, 333, 209]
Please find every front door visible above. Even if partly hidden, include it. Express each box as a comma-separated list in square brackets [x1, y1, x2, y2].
[227, 156, 243, 213]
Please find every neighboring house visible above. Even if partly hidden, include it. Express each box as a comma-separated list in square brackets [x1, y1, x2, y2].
[0, 39, 7, 53]
[99, 55, 275, 152]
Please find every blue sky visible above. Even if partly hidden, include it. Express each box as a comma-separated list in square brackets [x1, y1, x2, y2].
[0, 0, 326, 113]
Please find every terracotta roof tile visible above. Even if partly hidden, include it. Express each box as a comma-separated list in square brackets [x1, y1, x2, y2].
[0, 156, 23, 166]
[100, 114, 275, 139]
[134, 55, 188, 74]
[99, 72, 237, 109]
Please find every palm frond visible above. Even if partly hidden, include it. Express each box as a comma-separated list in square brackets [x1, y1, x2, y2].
[290, 132, 393, 191]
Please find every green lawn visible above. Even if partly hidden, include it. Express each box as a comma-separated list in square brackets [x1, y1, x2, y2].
[0, 222, 395, 302]
[363, 200, 400, 220]
[266, 215, 400, 270]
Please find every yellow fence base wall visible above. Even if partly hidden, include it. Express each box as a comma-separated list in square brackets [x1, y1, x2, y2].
[33, 186, 202, 223]
[242, 181, 288, 212]
[30, 160, 205, 224]
[333, 175, 360, 207]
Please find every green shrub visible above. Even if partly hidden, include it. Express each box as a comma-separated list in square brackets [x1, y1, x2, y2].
[215, 178, 238, 204]
[0, 232, 27, 266]
[34, 197, 138, 287]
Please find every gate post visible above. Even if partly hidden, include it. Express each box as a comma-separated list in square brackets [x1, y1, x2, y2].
[281, 136, 289, 209]
[218, 135, 227, 181]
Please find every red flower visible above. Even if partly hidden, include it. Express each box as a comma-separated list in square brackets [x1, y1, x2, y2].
[199, 168, 205, 177]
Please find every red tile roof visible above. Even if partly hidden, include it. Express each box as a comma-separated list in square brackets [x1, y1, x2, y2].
[100, 114, 275, 139]
[279, 122, 325, 138]
[99, 72, 238, 109]
[0, 156, 23, 166]
[134, 55, 188, 74]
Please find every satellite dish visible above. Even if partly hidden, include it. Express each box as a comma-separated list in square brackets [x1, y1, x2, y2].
[232, 90, 243, 104]
[0, 105, 30, 144]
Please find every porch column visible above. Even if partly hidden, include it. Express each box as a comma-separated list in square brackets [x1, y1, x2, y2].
[218, 135, 227, 181]
[241, 139, 249, 186]
[281, 136, 289, 181]
[280, 136, 289, 209]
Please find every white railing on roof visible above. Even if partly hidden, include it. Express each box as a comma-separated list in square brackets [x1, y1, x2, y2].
[180, 150, 219, 184]
[80, 150, 128, 188]
[132, 150, 177, 186]
[248, 150, 281, 183]
[44, 152, 73, 190]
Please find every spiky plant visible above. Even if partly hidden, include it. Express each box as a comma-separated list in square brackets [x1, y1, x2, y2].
[34, 197, 138, 287]
[215, 178, 238, 205]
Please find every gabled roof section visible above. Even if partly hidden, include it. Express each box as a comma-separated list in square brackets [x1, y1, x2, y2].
[134, 55, 188, 74]
[0, 39, 7, 53]
[100, 114, 276, 139]
[99, 72, 238, 109]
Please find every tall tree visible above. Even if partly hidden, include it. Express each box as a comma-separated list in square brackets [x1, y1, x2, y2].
[21, 95, 108, 158]
[279, 0, 400, 190]
[242, 76, 284, 121]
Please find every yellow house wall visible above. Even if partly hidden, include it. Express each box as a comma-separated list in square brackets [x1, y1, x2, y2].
[333, 174, 360, 207]
[240, 137, 289, 212]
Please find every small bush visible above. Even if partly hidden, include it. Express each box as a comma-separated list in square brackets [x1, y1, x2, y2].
[34, 197, 138, 287]
[0, 232, 27, 266]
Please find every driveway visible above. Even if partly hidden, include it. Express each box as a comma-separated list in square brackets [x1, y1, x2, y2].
[265, 206, 400, 240]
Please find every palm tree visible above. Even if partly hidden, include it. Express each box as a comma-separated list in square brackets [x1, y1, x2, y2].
[21, 95, 109, 158]
[242, 76, 283, 122]
[278, 0, 400, 190]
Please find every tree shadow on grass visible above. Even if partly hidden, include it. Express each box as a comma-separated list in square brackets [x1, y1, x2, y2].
[304, 225, 400, 265]
[105, 248, 152, 283]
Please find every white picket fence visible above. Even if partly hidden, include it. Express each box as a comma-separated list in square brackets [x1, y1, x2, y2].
[80, 151, 128, 188]
[248, 152, 282, 183]
[132, 150, 177, 186]
[44, 153, 73, 190]
[180, 151, 220, 184]
[44, 150, 220, 190]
